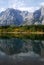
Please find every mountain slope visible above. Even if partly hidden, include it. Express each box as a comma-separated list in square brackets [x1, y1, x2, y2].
[0, 8, 30, 26]
[0, 7, 44, 26]
[23, 6, 44, 25]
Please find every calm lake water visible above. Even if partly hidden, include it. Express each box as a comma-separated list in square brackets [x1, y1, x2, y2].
[0, 37, 44, 65]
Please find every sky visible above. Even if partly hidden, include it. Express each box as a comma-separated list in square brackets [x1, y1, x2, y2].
[0, 0, 44, 12]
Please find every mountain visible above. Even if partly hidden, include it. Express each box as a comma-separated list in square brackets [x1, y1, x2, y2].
[22, 13, 33, 25]
[0, 6, 44, 26]
[23, 6, 44, 25]
[33, 7, 42, 25]
[0, 8, 29, 26]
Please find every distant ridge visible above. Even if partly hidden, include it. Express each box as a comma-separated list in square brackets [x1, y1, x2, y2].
[0, 6, 44, 26]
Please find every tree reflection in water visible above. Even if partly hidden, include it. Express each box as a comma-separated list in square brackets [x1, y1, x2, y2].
[0, 38, 23, 55]
[0, 38, 44, 56]
[32, 40, 44, 55]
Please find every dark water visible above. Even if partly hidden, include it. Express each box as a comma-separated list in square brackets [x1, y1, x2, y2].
[0, 38, 44, 56]
[0, 38, 44, 65]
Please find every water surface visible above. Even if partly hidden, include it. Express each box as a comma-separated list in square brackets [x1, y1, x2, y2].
[0, 37, 44, 65]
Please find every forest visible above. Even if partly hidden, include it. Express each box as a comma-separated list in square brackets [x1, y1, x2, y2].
[0, 25, 44, 32]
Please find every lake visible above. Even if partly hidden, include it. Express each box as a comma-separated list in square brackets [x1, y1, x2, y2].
[0, 37, 44, 65]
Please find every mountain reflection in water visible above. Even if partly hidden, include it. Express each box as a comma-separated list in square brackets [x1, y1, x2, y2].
[0, 38, 44, 57]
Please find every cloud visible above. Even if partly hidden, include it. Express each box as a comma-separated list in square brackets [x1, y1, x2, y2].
[11, 3, 39, 12]
[40, 2, 44, 6]
[16, 7, 39, 12]
[0, 8, 5, 12]
[0, 0, 44, 12]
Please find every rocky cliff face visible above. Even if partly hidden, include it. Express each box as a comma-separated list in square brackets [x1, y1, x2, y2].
[0, 8, 30, 26]
[23, 6, 44, 25]
[0, 6, 44, 26]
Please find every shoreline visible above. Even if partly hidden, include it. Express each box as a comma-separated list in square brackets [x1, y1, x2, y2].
[0, 32, 44, 34]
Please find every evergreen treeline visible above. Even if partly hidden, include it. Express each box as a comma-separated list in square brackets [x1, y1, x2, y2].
[0, 25, 44, 32]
